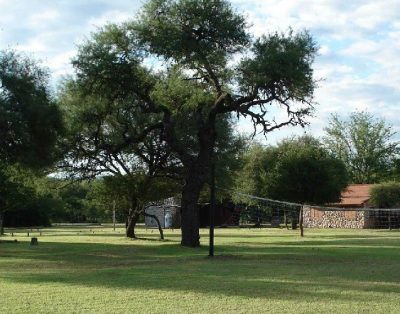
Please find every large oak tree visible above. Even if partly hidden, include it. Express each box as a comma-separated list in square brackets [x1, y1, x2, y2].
[68, 0, 317, 247]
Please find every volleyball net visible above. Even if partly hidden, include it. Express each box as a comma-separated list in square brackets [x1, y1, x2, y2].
[223, 191, 400, 231]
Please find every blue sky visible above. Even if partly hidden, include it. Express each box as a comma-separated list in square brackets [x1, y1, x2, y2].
[1, 0, 399, 144]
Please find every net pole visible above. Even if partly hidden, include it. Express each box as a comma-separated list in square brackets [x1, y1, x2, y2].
[299, 206, 304, 237]
[112, 200, 116, 232]
[209, 162, 215, 257]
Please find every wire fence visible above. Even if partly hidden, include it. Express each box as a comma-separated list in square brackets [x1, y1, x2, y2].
[225, 191, 400, 234]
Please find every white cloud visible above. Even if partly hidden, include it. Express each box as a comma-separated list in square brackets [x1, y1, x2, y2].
[318, 45, 331, 56]
[29, 9, 60, 27]
[0, 1, 141, 91]
[230, 0, 400, 143]
[341, 40, 379, 55]
[46, 50, 76, 77]
[86, 10, 132, 30]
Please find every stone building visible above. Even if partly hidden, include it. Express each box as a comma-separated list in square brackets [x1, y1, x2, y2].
[303, 184, 374, 228]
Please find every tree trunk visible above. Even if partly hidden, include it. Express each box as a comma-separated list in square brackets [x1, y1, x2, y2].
[163, 109, 215, 247]
[180, 174, 204, 247]
[126, 211, 139, 238]
[0, 211, 4, 236]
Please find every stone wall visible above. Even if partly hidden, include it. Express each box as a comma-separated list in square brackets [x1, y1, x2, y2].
[303, 206, 366, 228]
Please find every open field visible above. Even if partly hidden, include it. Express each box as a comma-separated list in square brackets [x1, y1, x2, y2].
[1, 226, 400, 313]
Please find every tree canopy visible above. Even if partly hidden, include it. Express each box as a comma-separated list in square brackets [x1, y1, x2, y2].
[234, 136, 348, 206]
[324, 111, 399, 184]
[0, 50, 63, 168]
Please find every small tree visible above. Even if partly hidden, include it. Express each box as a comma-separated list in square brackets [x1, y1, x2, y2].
[324, 111, 399, 184]
[268, 137, 348, 205]
[88, 175, 180, 238]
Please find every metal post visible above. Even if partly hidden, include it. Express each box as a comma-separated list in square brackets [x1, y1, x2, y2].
[113, 200, 116, 232]
[299, 206, 304, 237]
[209, 162, 215, 257]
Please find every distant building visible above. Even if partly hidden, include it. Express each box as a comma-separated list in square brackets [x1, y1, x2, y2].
[303, 184, 400, 229]
[145, 198, 181, 228]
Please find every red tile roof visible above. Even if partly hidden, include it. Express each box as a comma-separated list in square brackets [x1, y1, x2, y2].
[332, 184, 374, 207]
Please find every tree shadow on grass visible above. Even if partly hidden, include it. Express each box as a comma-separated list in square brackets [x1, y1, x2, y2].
[2, 234, 400, 303]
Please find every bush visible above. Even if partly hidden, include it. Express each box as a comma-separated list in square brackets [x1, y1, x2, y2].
[370, 182, 400, 208]
[4, 198, 51, 227]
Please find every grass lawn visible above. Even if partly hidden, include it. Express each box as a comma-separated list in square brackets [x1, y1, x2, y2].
[1, 226, 400, 313]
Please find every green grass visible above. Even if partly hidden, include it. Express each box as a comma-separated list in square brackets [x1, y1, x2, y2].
[1, 226, 400, 313]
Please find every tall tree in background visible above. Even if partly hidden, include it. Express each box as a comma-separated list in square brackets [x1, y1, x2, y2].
[234, 136, 348, 206]
[70, 0, 317, 247]
[0, 51, 63, 234]
[324, 111, 399, 184]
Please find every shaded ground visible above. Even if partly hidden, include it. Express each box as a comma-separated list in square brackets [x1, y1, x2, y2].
[1, 226, 400, 313]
